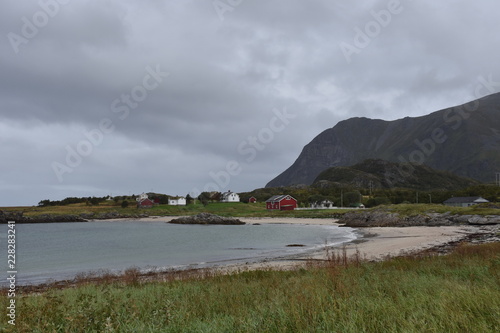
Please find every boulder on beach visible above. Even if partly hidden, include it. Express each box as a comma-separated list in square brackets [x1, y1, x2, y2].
[168, 213, 245, 225]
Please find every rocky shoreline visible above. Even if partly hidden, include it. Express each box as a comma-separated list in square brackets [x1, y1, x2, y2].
[0, 210, 149, 223]
[339, 209, 500, 227]
[417, 225, 500, 256]
[3, 209, 500, 228]
[168, 213, 245, 225]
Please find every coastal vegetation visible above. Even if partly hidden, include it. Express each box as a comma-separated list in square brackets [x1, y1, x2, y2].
[1, 200, 499, 223]
[312, 159, 480, 190]
[1, 201, 346, 220]
[2, 242, 499, 332]
[1, 177, 497, 223]
[241, 183, 500, 208]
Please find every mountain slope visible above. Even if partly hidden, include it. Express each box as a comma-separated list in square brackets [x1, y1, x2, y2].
[266, 93, 500, 187]
[313, 159, 479, 191]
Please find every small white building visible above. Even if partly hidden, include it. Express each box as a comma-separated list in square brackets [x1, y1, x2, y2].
[221, 191, 240, 203]
[169, 197, 186, 206]
[310, 200, 335, 209]
[136, 192, 149, 202]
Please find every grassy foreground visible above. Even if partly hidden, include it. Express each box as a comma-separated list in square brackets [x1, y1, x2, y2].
[2, 243, 499, 332]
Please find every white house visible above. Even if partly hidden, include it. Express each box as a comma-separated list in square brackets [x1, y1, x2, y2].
[310, 200, 335, 209]
[221, 191, 240, 203]
[136, 192, 149, 202]
[169, 197, 186, 206]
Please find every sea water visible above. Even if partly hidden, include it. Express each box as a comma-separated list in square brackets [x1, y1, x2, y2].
[0, 220, 356, 285]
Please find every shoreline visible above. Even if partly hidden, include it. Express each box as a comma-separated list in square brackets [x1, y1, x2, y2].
[214, 224, 498, 274]
[91, 216, 342, 225]
[94, 215, 498, 260]
[8, 217, 498, 293]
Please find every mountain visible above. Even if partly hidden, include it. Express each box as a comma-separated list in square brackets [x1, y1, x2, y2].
[313, 159, 479, 191]
[266, 93, 500, 187]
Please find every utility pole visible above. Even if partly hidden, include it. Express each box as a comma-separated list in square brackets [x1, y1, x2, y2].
[428, 194, 432, 204]
[341, 190, 343, 208]
[416, 192, 418, 204]
[496, 173, 500, 186]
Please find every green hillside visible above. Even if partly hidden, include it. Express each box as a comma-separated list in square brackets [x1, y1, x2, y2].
[313, 159, 479, 191]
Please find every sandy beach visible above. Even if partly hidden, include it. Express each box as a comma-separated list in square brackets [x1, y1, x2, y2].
[122, 216, 340, 225]
[107, 216, 491, 272]
[221, 224, 482, 273]
[219, 223, 496, 274]
[12, 216, 496, 292]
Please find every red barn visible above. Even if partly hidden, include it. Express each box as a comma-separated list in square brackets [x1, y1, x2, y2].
[266, 195, 297, 211]
[248, 196, 257, 203]
[137, 198, 154, 208]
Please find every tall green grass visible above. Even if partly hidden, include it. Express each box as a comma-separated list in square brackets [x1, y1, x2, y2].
[2, 242, 499, 332]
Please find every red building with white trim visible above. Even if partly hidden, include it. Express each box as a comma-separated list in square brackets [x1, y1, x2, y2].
[265, 195, 297, 211]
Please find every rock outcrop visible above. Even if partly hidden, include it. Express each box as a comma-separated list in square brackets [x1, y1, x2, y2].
[168, 213, 245, 225]
[0, 210, 150, 223]
[0, 210, 86, 223]
[339, 210, 500, 227]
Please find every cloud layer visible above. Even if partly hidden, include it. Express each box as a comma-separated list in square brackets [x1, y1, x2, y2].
[1, 0, 500, 205]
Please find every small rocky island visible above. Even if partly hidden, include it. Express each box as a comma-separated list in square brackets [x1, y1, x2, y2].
[168, 213, 245, 225]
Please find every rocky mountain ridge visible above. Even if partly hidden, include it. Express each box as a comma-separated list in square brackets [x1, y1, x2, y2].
[267, 93, 500, 187]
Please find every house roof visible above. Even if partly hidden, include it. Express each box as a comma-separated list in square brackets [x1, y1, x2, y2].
[266, 195, 296, 203]
[138, 198, 154, 205]
[443, 196, 489, 204]
[221, 191, 239, 199]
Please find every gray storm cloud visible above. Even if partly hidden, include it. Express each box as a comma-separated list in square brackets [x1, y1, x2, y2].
[1, 0, 500, 205]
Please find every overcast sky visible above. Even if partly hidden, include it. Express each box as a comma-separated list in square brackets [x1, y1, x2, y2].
[1, 0, 500, 206]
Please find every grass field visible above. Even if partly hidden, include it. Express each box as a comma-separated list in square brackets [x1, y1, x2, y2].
[2, 201, 499, 221]
[2, 242, 499, 332]
[1, 201, 352, 219]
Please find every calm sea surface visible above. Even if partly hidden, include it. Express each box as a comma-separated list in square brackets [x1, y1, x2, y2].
[1, 220, 356, 285]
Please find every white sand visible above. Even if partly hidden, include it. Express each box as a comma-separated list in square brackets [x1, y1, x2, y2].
[239, 217, 340, 225]
[215, 224, 476, 273]
[123, 216, 340, 225]
[327, 226, 471, 260]
[96, 216, 481, 272]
